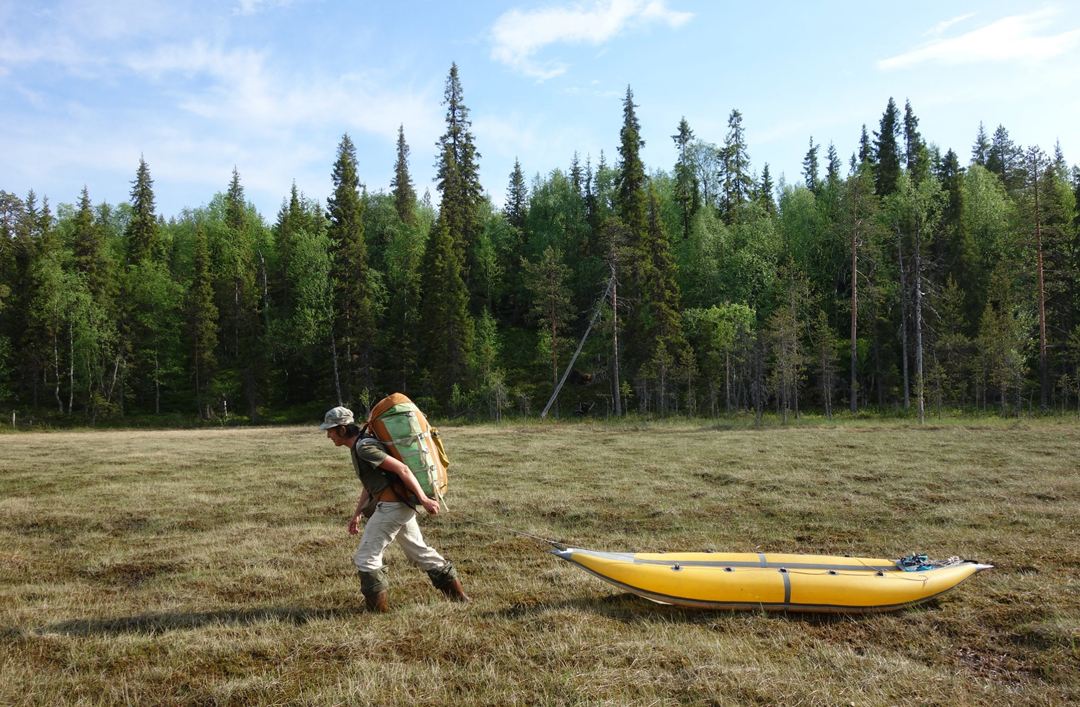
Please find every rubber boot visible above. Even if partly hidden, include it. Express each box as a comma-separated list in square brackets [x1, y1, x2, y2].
[438, 577, 471, 603]
[364, 590, 388, 613]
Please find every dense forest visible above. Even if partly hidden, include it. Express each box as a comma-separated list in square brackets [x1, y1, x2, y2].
[2, 63, 1079, 425]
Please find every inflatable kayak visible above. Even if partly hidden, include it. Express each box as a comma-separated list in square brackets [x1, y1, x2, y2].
[552, 547, 991, 613]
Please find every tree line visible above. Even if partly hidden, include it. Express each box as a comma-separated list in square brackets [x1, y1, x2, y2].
[2, 65, 1079, 425]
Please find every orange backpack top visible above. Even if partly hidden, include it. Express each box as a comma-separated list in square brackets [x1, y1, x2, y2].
[364, 393, 449, 505]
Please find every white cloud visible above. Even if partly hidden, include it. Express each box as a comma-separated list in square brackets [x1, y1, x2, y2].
[126, 40, 441, 142]
[0, 0, 182, 77]
[475, 114, 544, 159]
[922, 12, 977, 38]
[234, 0, 308, 16]
[236, 0, 271, 14]
[880, 8, 1080, 70]
[490, 0, 693, 79]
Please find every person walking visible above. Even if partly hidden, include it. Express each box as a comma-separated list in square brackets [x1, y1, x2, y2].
[320, 406, 470, 611]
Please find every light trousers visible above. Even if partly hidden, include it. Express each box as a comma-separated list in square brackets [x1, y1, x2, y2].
[353, 501, 447, 573]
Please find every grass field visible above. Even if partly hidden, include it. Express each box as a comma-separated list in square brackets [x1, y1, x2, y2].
[1, 420, 1078, 706]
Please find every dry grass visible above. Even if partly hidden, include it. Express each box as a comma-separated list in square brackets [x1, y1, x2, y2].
[1, 420, 1078, 706]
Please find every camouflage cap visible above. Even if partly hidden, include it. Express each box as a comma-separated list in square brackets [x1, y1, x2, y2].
[318, 406, 354, 430]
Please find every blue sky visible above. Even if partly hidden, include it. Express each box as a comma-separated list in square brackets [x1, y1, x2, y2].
[2, 0, 1080, 220]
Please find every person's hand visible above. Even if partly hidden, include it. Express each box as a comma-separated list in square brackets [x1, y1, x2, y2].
[348, 515, 361, 535]
[422, 498, 439, 516]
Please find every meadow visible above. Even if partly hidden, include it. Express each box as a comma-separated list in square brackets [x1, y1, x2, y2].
[1, 419, 1078, 706]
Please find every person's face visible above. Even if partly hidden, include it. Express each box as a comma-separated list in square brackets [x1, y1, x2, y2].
[326, 426, 349, 447]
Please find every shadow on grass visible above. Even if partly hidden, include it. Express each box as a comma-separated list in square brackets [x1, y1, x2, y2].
[492, 591, 941, 624]
[20, 606, 365, 637]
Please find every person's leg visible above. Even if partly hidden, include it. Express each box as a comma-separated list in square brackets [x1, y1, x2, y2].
[353, 503, 406, 611]
[394, 511, 470, 602]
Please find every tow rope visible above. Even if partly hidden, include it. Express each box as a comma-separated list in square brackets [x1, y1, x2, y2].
[461, 519, 566, 550]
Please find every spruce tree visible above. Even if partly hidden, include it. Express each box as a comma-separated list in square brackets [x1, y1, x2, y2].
[903, 99, 928, 184]
[1052, 139, 1068, 181]
[435, 63, 483, 306]
[521, 245, 575, 414]
[615, 86, 648, 236]
[971, 122, 991, 166]
[382, 191, 425, 394]
[613, 86, 650, 387]
[71, 186, 109, 304]
[721, 109, 753, 222]
[825, 143, 842, 188]
[391, 124, 417, 227]
[1024, 148, 1078, 412]
[672, 117, 698, 239]
[0, 191, 23, 400]
[505, 158, 528, 230]
[987, 125, 1023, 192]
[7, 192, 37, 403]
[222, 168, 254, 358]
[66, 187, 115, 416]
[936, 149, 979, 330]
[272, 182, 307, 314]
[121, 159, 177, 415]
[419, 200, 473, 409]
[584, 155, 598, 232]
[28, 196, 67, 412]
[858, 124, 873, 165]
[758, 164, 776, 215]
[126, 157, 161, 265]
[1073, 166, 1080, 233]
[569, 152, 584, 197]
[802, 137, 820, 195]
[224, 168, 267, 421]
[326, 134, 375, 403]
[187, 225, 218, 420]
[17, 194, 40, 402]
[873, 98, 902, 197]
[839, 160, 882, 412]
[641, 182, 689, 413]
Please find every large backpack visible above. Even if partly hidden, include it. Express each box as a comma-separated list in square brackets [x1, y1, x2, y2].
[364, 393, 449, 505]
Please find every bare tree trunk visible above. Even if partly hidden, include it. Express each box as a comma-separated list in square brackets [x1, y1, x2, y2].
[329, 314, 343, 406]
[551, 296, 559, 419]
[194, 346, 203, 421]
[793, 360, 800, 420]
[106, 355, 120, 404]
[53, 325, 63, 413]
[754, 333, 765, 425]
[914, 199, 925, 425]
[1032, 152, 1048, 413]
[68, 322, 75, 414]
[725, 350, 731, 418]
[611, 264, 621, 417]
[824, 356, 833, 421]
[234, 276, 241, 359]
[685, 368, 694, 418]
[896, 225, 910, 411]
[850, 189, 860, 414]
[872, 294, 884, 406]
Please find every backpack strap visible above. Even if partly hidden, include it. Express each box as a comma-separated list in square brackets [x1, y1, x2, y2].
[355, 434, 419, 512]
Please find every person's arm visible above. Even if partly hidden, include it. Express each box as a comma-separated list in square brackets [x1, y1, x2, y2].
[379, 457, 439, 515]
[348, 488, 371, 535]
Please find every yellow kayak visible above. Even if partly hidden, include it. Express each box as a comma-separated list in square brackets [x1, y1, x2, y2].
[552, 547, 992, 613]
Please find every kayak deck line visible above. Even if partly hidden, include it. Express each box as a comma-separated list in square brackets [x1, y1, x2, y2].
[553, 548, 905, 573]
